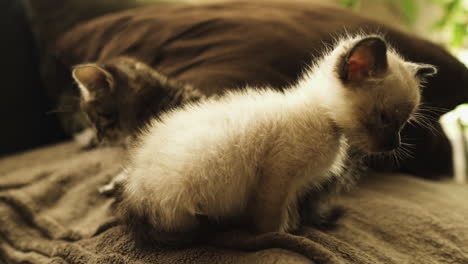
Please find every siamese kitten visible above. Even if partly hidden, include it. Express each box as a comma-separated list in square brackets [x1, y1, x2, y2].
[71, 56, 204, 147]
[116, 35, 436, 245]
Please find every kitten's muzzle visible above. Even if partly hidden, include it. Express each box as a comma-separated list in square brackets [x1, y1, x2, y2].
[369, 129, 401, 153]
[378, 132, 401, 152]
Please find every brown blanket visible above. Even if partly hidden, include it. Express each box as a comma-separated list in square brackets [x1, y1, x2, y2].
[1, 142, 467, 263]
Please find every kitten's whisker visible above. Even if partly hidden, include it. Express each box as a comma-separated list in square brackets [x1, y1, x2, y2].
[400, 142, 415, 148]
[390, 150, 401, 168]
[413, 115, 438, 125]
[413, 110, 437, 119]
[418, 104, 449, 113]
[397, 145, 414, 159]
[414, 112, 438, 121]
[409, 112, 442, 136]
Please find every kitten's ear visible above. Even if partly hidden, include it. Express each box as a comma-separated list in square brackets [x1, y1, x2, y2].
[72, 64, 114, 102]
[415, 64, 437, 78]
[340, 37, 388, 83]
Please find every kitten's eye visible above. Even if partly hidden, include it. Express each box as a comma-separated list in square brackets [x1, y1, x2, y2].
[98, 112, 118, 128]
[102, 119, 118, 128]
[99, 112, 114, 120]
[380, 112, 390, 125]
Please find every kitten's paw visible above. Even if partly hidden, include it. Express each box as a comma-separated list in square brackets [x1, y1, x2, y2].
[74, 128, 98, 150]
[302, 206, 345, 230]
[98, 182, 117, 196]
[98, 172, 127, 196]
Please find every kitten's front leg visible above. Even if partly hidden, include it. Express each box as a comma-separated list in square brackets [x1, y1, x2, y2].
[300, 148, 364, 229]
[250, 195, 287, 233]
[249, 173, 292, 233]
[299, 184, 344, 230]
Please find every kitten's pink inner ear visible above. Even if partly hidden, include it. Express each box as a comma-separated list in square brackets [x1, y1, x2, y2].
[347, 46, 374, 82]
[343, 37, 388, 83]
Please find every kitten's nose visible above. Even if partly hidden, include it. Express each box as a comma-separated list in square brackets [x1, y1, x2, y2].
[380, 133, 401, 152]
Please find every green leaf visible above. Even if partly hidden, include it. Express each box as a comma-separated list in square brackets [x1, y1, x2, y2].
[400, 0, 419, 25]
[451, 22, 467, 48]
[339, 0, 360, 9]
[431, 0, 463, 30]
[432, 17, 449, 30]
[429, 0, 452, 5]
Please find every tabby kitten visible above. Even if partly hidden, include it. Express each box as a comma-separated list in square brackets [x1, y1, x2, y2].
[116, 35, 436, 245]
[71, 56, 204, 147]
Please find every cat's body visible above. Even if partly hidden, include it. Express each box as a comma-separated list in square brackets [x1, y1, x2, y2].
[93, 35, 435, 244]
[71, 56, 204, 147]
[125, 87, 349, 232]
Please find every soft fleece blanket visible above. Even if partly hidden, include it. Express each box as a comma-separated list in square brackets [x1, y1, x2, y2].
[1, 141, 467, 263]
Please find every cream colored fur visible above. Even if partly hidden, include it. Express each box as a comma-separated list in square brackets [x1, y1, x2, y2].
[117, 34, 432, 234]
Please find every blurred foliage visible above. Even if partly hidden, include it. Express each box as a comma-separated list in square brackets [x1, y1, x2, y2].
[430, 0, 467, 48]
[339, 0, 360, 9]
[399, 0, 419, 25]
[339, 0, 467, 49]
